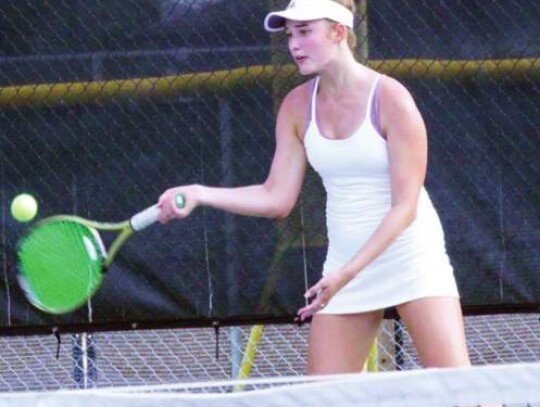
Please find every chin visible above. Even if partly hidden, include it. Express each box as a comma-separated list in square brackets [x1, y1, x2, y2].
[297, 65, 317, 76]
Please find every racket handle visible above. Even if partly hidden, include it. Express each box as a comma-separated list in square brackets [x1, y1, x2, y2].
[130, 205, 160, 231]
[130, 193, 186, 231]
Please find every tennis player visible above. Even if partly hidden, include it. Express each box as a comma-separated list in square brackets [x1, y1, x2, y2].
[158, 0, 472, 375]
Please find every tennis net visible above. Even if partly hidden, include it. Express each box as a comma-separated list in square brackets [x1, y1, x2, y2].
[2, 362, 539, 407]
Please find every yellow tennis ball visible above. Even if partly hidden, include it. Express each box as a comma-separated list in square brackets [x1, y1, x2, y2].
[11, 193, 38, 223]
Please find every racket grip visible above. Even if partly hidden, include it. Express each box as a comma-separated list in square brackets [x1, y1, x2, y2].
[130, 205, 160, 231]
[130, 193, 186, 231]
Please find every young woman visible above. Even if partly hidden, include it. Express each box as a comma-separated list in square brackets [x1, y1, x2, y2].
[157, 0, 471, 375]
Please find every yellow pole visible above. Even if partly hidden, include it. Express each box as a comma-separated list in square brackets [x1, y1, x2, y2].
[2, 58, 538, 108]
[233, 325, 265, 392]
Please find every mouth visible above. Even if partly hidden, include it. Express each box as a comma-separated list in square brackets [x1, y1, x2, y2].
[295, 56, 307, 64]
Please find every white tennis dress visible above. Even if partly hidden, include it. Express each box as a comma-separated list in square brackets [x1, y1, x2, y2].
[304, 75, 459, 314]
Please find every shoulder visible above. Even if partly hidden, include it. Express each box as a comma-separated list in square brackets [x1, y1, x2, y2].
[277, 79, 316, 139]
[282, 79, 314, 109]
[378, 76, 418, 115]
[378, 75, 424, 135]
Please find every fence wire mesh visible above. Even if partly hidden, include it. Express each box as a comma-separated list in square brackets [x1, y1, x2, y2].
[1, 314, 540, 392]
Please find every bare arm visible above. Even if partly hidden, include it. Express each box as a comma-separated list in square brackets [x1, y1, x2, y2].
[158, 88, 308, 221]
[300, 77, 428, 318]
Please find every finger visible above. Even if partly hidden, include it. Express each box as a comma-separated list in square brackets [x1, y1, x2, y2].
[157, 208, 167, 224]
[298, 300, 324, 315]
[297, 307, 314, 321]
[298, 301, 327, 321]
[297, 304, 311, 315]
[304, 283, 323, 299]
[158, 205, 172, 224]
[157, 198, 167, 211]
[158, 198, 176, 223]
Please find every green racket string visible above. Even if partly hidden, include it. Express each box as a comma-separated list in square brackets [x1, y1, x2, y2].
[18, 221, 105, 314]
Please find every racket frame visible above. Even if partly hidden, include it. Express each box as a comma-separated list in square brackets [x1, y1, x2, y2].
[16, 195, 183, 313]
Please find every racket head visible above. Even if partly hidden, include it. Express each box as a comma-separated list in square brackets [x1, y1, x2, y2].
[17, 218, 107, 314]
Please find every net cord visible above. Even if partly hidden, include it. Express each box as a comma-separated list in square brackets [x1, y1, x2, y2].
[3, 362, 539, 407]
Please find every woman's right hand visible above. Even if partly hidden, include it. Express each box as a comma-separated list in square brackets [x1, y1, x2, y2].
[157, 184, 202, 223]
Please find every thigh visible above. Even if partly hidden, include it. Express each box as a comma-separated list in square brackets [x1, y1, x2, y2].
[396, 296, 470, 368]
[307, 310, 384, 375]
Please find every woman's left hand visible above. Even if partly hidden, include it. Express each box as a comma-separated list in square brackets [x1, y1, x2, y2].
[297, 272, 351, 321]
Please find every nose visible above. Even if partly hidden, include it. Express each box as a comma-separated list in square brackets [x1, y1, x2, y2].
[288, 36, 299, 52]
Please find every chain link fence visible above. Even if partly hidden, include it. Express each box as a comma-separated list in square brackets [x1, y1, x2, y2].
[1, 0, 540, 393]
[1, 314, 540, 392]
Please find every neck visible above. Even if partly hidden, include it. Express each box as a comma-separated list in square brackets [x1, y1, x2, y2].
[317, 49, 370, 94]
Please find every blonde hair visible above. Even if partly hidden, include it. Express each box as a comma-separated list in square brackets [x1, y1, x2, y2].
[328, 0, 357, 50]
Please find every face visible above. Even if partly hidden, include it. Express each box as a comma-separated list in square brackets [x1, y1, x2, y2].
[285, 19, 336, 75]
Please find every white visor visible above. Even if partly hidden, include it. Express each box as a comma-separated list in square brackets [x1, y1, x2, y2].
[264, 0, 354, 32]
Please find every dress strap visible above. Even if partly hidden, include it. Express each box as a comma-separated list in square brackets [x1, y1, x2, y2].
[302, 76, 320, 138]
[310, 76, 320, 123]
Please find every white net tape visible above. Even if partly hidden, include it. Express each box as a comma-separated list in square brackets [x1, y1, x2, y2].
[3, 362, 540, 407]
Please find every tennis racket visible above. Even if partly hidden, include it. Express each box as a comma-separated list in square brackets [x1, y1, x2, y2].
[16, 194, 186, 314]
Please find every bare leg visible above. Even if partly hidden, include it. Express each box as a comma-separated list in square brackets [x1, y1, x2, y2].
[396, 296, 470, 367]
[398, 298, 502, 407]
[307, 310, 384, 375]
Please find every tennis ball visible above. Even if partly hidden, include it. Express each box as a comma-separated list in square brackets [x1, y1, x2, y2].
[11, 193, 38, 223]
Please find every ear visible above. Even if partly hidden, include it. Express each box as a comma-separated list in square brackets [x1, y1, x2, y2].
[330, 23, 348, 43]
